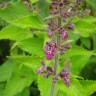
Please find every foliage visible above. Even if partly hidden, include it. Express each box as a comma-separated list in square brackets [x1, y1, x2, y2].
[0, 0, 96, 96]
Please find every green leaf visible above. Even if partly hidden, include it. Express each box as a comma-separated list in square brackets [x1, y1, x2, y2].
[65, 46, 92, 57]
[0, 25, 32, 41]
[81, 37, 91, 49]
[68, 79, 84, 96]
[0, 2, 31, 22]
[65, 46, 93, 74]
[12, 15, 46, 29]
[15, 37, 44, 56]
[37, 76, 52, 96]
[0, 82, 5, 96]
[0, 60, 16, 82]
[4, 65, 35, 96]
[68, 31, 80, 43]
[8, 55, 42, 72]
[56, 79, 84, 96]
[38, 0, 49, 18]
[80, 80, 96, 96]
[73, 16, 96, 37]
[30, 0, 38, 4]
[71, 55, 90, 75]
[86, 0, 96, 15]
[16, 88, 30, 96]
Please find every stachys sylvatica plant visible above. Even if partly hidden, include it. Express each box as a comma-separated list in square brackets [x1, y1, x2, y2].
[0, 0, 96, 96]
[37, 0, 96, 96]
[37, 0, 77, 95]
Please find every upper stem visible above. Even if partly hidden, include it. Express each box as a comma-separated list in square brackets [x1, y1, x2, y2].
[50, 7, 61, 96]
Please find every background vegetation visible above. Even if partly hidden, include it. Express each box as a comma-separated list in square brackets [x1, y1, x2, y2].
[0, 0, 96, 96]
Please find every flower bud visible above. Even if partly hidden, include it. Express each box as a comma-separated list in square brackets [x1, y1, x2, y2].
[62, 31, 68, 40]
[48, 29, 53, 37]
[37, 64, 46, 74]
[49, 2, 59, 15]
[43, 72, 50, 78]
[68, 24, 75, 30]
[60, 69, 70, 87]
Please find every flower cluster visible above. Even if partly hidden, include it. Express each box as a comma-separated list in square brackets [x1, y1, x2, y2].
[37, 61, 54, 78]
[37, 0, 83, 87]
[37, 61, 70, 86]
[60, 69, 70, 87]
[44, 42, 57, 60]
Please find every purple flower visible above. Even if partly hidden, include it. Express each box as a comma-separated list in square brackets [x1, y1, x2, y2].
[58, 27, 68, 40]
[64, 44, 71, 49]
[62, 31, 68, 40]
[44, 42, 57, 60]
[49, 2, 59, 15]
[48, 29, 53, 37]
[60, 69, 70, 87]
[63, 77, 70, 87]
[60, 49, 65, 55]
[59, 0, 68, 7]
[43, 72, 50, 78]
[68, 24, 75, 30]
[48, 20, 58, 31]
[37, 64, 46, 74]
[61, 11, 70, 18]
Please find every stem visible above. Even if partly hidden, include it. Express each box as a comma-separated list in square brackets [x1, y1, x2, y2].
[50, 28, 59, 96]
[50, 81, 56, 96]
[50, 9, 61, 96]
[57, 89, 60, 96]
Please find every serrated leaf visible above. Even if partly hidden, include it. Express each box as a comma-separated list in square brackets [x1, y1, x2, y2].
[72, 16, 96, 37]
[38, 0, 49, 18]
[86, 0, 96, 13]
[16, 88, 30, 96]
[37, 76, 52, 96]
[12, 15, 46, 29]
[30, 0, 38, 4]
[0, 25, 32, 41]
[65, 46, 92, 57]
[64, 46, 93, 74]
[0, 2, 31, 22]
[81, 37, 91, 49]
[56, 79, 84, 96]
[4, 65, 35, 96]
[15, 37, 44, 56]
[71, 55, 90, 75]
[0, 82, 5, 96]
[80, 80, 96, 96]
[8, 55, 42, 72]
[0, 60, 16, 82]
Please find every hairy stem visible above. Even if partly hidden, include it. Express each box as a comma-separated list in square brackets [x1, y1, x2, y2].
[50, 9, 61, 96]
